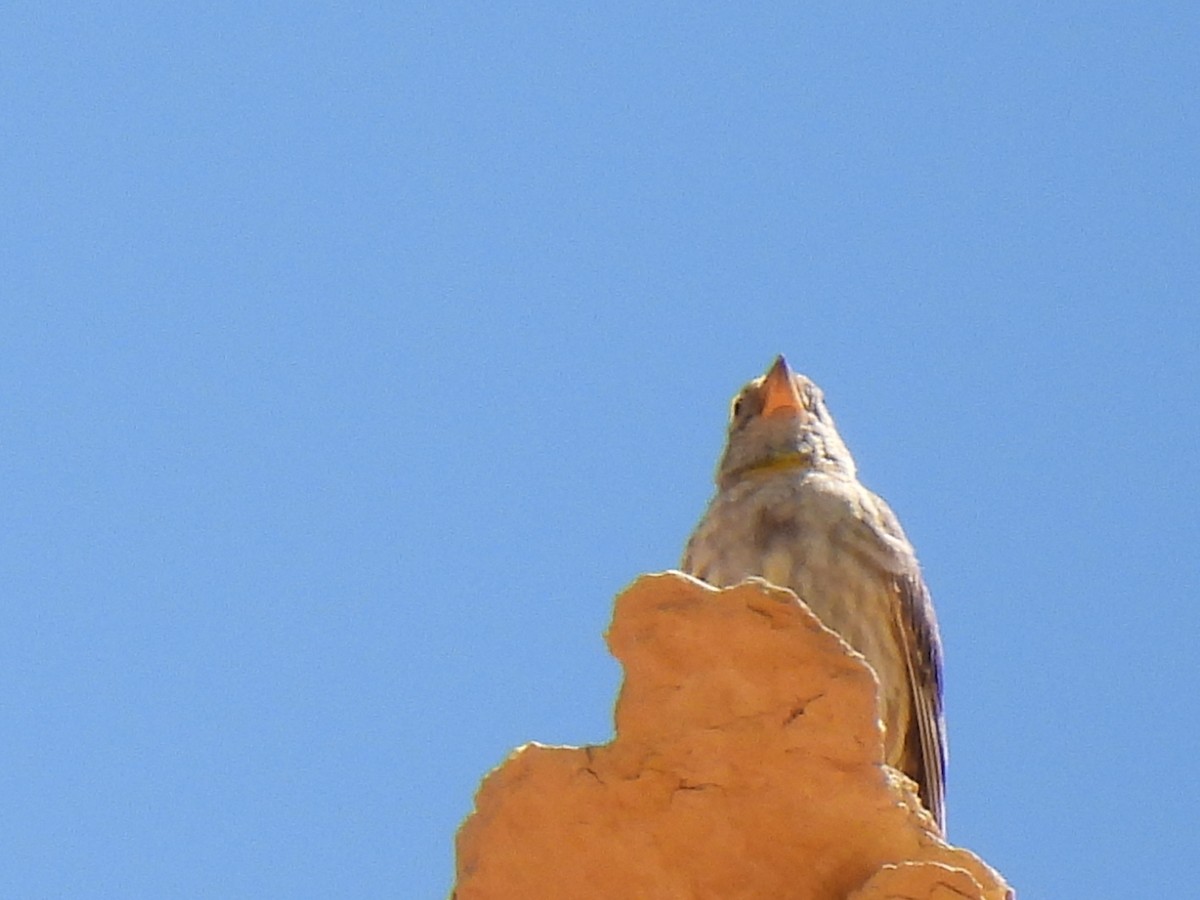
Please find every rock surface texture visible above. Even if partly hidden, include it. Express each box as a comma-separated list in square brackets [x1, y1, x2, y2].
[453, 572, 1012, 900]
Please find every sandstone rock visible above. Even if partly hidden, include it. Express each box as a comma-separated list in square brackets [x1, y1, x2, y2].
[454, 572, 1011, 900]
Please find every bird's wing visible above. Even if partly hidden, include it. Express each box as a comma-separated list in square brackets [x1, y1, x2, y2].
[851, 491, 947, 830]
[891, 569, 947, 831]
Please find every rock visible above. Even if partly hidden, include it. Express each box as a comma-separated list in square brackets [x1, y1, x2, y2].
[454, 572, 1011, 900]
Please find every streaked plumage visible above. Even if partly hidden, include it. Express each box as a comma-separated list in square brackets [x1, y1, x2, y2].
[682, 356, 947, 829]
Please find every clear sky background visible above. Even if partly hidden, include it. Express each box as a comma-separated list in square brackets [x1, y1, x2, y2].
[3, 5, 1197, 898]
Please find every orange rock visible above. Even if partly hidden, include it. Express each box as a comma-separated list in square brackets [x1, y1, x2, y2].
[454, 572, 1011, 900]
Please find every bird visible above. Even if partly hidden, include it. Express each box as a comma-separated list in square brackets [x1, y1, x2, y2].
[682, 355, 947, 830]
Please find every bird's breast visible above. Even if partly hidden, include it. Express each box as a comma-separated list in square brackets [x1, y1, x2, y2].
[686, 475, 843, 589]
[683, 474, 910, 747]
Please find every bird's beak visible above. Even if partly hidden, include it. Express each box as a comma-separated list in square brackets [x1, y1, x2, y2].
[761, 355, 805, 417]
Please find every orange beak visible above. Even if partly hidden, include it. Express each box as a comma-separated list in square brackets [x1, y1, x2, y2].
[760, 355, 805, 417]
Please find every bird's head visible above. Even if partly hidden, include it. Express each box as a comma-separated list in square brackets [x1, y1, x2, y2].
[715, 356, 857, 489]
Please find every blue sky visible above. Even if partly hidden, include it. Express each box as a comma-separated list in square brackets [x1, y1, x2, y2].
[3, 4, 1198, 897]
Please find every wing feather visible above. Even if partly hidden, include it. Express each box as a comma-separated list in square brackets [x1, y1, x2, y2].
[893, 570, 947, 830]
[862, 493, 947, 831]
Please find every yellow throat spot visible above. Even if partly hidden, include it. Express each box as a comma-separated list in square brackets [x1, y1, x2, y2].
[743, 452, 808, 477]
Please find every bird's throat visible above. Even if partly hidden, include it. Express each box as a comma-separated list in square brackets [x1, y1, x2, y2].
[738, 451, 809, 479]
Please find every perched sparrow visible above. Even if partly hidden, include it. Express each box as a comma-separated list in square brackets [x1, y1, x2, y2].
[682, 356, 947, 829]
